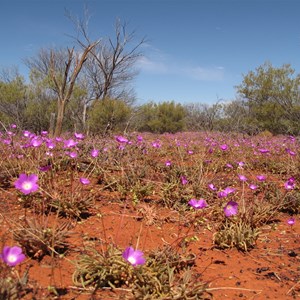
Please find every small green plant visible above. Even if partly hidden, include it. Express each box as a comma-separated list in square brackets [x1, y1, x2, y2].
[160, 181, 193, 209]
[48, 193, 94, 219]
[73, 245, 208, 299]
[73, 245, 130, 289]
[13, 217, 71, 259]
[0, 271, 28, 300]
[280, 189, 300, 214]
[213, 219, 260, 251]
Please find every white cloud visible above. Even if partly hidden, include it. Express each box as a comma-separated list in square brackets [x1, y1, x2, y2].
[138, 56, 225, 81]
[137, 45, 225, 81]
[137, 56, 168, 73]
[23, 43, 34, 52]
[183, 66, 225, 81]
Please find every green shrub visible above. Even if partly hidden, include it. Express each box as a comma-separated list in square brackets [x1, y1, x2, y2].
[88, 98, 132, 134]
[137, 101, 186, 133]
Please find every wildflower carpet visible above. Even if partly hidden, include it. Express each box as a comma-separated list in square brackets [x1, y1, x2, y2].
[0, 129, 299, 299]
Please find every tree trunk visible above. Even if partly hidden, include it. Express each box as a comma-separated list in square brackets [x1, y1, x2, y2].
[49, 112, 56, 136]
[82, 101, 87, 132]
[54, 99, 66, 137]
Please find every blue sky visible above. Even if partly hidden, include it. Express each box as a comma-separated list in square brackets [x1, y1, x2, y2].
[1, 0, 300, 105]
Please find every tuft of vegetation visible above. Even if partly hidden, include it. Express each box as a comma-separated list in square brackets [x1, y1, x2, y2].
[0, 264, 29, 300]
[213, 219, 260, 252]
[73, 245, 209, 299]
[13, 218, 71, 259]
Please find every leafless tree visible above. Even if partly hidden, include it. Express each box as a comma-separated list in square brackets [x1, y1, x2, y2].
[184, 102, 223, 131]
[67, 10, 146, 104]
[24, 42, 98, 136]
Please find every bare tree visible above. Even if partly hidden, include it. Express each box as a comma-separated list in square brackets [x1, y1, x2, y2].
[67, 10, 146, 104]
[24, 42, 98, 136]
[184, 102, 222, 131]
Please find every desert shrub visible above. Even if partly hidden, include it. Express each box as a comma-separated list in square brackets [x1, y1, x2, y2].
[88, 98, 132, 134]
[137, 101, 186, 133]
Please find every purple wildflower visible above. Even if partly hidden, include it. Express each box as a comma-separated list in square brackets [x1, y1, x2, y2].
[249, 183, 258, 190]
[188, 198, 208, 209]
[91, 149, 99, 158]
[15, 174, 39, 195]
[46, 141, 55, 149]
[217, 190, 227, 198]
[284, 177, 296, 190]
[217, 187, 236, 198]
[286, 148, 296, 156]
[74, 132, 85, 140]
[224, 187, 236, 194]
[23, 130, 31, 137]
[152, 141, 161, 148]
[39, 165, 51, 172]
[287, 177, 295, 183]
[287, 218, 295, 226]
[31, 138, 43, 147]
[165, 160, 172, 166]
[80, 177, 90, 185]
[208, 183, 217, 191]
[0, 246, 25, 267]
[220, 144, 228, 151]
[64, 139, 78, 148]
[122, 246, 145, 266]
[256, 175, 266, 182]
[68, 151, 78, 158]
[224, 201, 238, 217]
[2, 139, 11, 145]
[180, 176, 188, 185]
[289, 136, 295, 142]
[237, 161, 245, 167]
[258, 148, 270, 154]
[115, 135, 128, 143]
[238, 174, 247, 182]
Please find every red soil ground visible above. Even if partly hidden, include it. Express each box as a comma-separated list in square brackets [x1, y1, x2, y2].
[1, 190, 299, 300]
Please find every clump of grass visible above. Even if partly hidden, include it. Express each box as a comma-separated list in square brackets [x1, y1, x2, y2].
[159, 181, 193, 209]
[101, 165, 154, 203]
[13, 217, 71, 259]
[213, 219, 260, 251]
[72, 245, 128, 289]
[279, 189, 300, 214]
[48, 193, 94, 219]
[0, 273, 28, 300]
[73, 245, 208, 299]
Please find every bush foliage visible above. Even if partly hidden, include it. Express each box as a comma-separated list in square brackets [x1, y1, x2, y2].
[1, 62, 300, 135]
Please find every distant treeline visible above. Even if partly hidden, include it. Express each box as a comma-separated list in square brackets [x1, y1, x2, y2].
[1, 61, 300, 136]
